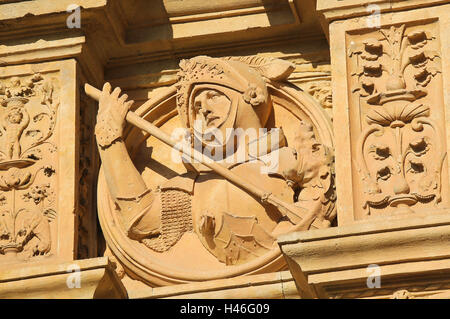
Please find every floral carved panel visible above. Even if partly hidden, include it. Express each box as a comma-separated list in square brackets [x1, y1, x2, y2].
[0, 60, 80, 263]
[345, 21, 448, 219]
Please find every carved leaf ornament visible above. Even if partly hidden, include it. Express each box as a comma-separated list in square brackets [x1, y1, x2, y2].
[0, 74, 58, 260]
[349, 25, 445, 215]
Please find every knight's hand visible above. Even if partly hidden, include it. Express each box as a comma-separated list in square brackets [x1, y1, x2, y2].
[95, 82, 134, 148]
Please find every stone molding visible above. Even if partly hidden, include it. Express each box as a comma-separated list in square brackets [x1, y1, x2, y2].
[279, 212, 450, 298]
[129, 271, 298, 299]
[0, 257, 127, 298]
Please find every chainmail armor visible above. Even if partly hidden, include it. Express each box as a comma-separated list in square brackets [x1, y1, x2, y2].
[142, 188, 193, 252]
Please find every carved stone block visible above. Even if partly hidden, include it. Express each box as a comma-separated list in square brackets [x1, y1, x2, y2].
[91, 55, 336, 286]
[0, 60, 82, 264]
[279, 213, 450, 299]
[331, 5, 450, 224]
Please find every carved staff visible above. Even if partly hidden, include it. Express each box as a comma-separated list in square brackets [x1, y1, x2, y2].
[85, 83, 320, 229]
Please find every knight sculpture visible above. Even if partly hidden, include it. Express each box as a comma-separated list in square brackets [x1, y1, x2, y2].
[92, 56, 336, 266]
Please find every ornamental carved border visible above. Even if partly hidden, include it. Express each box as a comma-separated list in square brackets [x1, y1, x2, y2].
[0, 60, 80, 264]
[346, 21, 448, 219]
[0, 72, 59, 261]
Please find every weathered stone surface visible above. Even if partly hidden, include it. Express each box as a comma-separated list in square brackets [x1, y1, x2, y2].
[0, 60, 78, 263]
[330, 4, 450, 225]
[279, 1, 450, 299]
[88, 55, 336, 286]
[279, 212, 450, 298]
[0, 0, 448, 300]
[0, 257, 127, 299]
[129, 271, 298, 299]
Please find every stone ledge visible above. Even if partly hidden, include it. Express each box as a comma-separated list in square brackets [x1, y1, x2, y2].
[278, 209, 450, 244]
[128, 271, 299, 299]
[316, 0, 450, 39]
[0, 0, 107, 21]
[317, 0, 450, 23]
[0, 257, 127, 299]
[278, 211, 450, 298]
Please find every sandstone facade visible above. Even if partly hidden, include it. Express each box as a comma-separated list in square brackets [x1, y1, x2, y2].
[0, 0, 448, 299]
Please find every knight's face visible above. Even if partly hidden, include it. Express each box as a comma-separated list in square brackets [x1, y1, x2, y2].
[192, 88, 231, 131]
[189, 85, 240, 149]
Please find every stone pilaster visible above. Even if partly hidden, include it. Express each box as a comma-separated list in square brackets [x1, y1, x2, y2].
[329, 3, 450, 225]
[0, 1, 113, 297]
[279, 0, 450, 299]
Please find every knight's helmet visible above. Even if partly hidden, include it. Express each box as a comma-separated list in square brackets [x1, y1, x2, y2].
[175, 55, 295, 130]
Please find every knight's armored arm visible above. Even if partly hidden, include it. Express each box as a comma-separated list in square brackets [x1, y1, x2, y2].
[95, 83, 159, 238]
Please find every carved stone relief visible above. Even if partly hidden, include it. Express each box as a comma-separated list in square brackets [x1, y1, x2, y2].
[347, 22, 448, 218]
[0, 73, 59, 261]
[301, 81, 332, 110]
[91, 55, 336, 285]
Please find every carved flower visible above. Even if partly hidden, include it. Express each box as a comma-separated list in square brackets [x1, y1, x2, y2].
[0, 168, 32, 191]
[360, 78, 377, 97]
[361, 38, 383, 61]
[363, 61, 382, 76]
[368, 144, 391, 160]
[243, 84, 266, 106]
[409, 51, 427, 68]
[43, 165, 55, 177]
[0, 73, 44, 102]
[366, 102, 430, 126]
[414, 66, 441, 87]
[418, 171, 438, 193]
[407, 50, 441, 88]
[6, 108, 24, 124]
[408, 137, 430, 156]
[22, 184, 52, 205]
[353, 77, 381, 103]
[31, 73, 43, 83]
[5, 77, 34, 98]
[407, 31, 431, 49]
[10, 77, 20, 87]
[408, 50, 438, 68]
